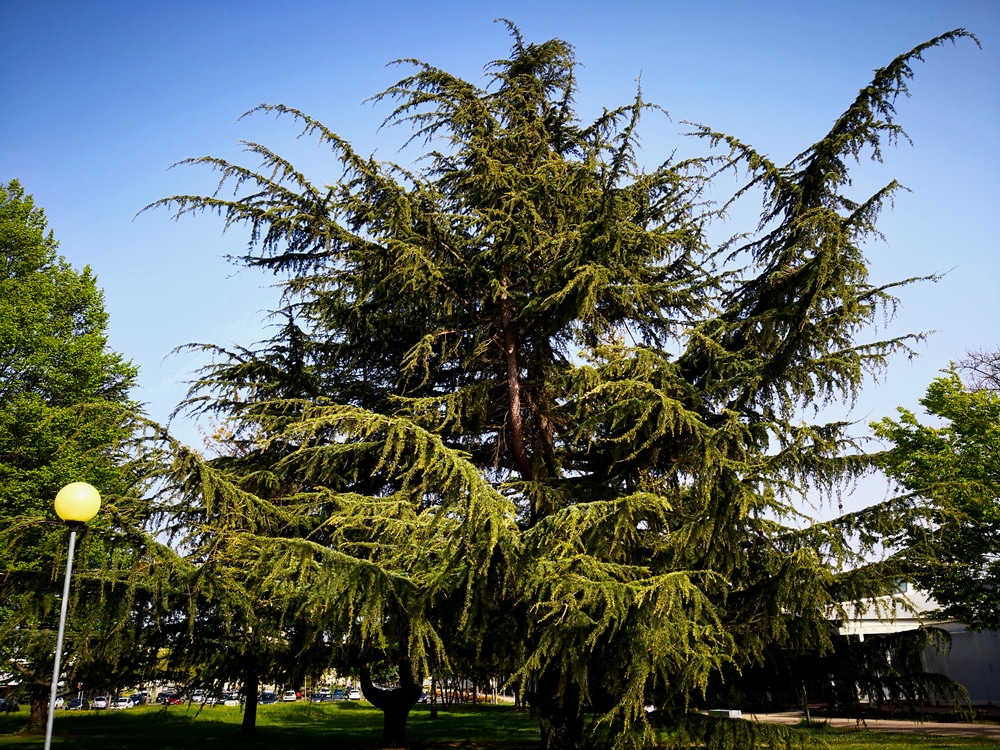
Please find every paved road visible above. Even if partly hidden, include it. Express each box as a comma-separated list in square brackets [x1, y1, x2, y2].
[750, 711, 1000, 742]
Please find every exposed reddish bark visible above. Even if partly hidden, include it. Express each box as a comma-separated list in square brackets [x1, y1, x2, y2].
[499, 277, 533, 482]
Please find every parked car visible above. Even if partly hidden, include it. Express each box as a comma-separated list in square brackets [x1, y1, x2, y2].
[331, 689, 347, 702]
[0, 698, 20, 713]
[161, 694, 184, 705]
[65, 698, 89, 711]
[92, 696, 109, 710]
[128, 693, 146, 706]
[312, 687, 334, 701]
[282, 690, 297, 702]
[259, 691, 278, 705]
[191, 690, 206, 703]
[110, 696, 132, 710]
[346, 688, 361, 701]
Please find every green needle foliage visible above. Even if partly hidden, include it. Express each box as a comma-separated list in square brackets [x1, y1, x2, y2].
[146, 23, 978, 749]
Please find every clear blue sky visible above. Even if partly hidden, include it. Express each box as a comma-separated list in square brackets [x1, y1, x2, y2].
[2, 1, 998, 503]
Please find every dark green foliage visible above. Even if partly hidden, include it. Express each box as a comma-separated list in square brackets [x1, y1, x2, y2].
[712, 627, 966, 721]
[829, 629, 966, 716]
[147, 24, 977, 749]
[667, 714, 810, 750]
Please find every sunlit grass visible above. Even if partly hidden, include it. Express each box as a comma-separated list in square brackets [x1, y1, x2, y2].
[0, 703, 994, 748]
[0, 702, 540, 748]
[796, 725, 999, 750]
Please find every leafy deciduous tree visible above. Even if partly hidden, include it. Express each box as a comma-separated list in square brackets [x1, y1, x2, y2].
[874, 368, 1000, 631]
[0, 180, 161, 729]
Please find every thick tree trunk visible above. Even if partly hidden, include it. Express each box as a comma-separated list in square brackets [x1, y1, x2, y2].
[499, 276, 533, 483]
[528, 671, 585, 750]
[240, 671, 259, 734]
[239, 641, 260, 734]
[29, 695, 46, 732]
[28, 680, 49, 731]
[539, 710, 585, 750]
[360, 659, 423, 748]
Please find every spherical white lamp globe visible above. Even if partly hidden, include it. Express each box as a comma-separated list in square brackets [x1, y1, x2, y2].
[54, 482, 101, 524]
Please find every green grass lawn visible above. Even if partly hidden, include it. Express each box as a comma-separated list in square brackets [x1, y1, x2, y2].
[792, 725, 999, 750]
[0, 703, 995, 749]
[0, 702, 540, 749]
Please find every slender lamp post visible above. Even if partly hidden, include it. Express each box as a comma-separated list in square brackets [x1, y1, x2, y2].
[44, 482, 101, 750]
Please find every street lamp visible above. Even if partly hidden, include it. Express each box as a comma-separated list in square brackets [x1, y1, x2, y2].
[44, 482, 101, 750]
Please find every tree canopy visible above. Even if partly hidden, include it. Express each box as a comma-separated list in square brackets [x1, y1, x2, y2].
[0, 180, 138, 521]
[874, 365, 1000, 631]
[0, 179, 160, 729]
[148, 24, 978, 749]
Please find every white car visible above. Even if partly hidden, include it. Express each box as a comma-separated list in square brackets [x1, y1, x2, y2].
[92, 696, 109, 710]
[282, 690, 298, 702]
[346, 688, 361, 701]
[110, 696, 132, 710]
